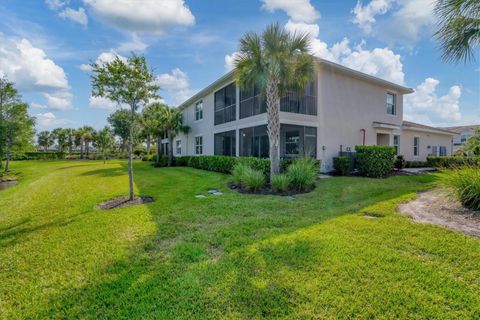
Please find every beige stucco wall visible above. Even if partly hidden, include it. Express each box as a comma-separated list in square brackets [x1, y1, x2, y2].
[400, 130, 453, 161]
[316, 64, 404, 171]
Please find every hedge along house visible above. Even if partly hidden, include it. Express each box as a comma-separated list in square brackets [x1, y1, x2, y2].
[166, 58, 456, 172]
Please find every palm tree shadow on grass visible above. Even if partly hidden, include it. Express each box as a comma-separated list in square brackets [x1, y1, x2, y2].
[33, 169, 439, 319]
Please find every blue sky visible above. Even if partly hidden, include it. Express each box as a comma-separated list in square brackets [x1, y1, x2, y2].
[0, 0, 478, 131]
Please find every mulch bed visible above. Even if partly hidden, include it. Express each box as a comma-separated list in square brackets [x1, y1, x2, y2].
[228, 182, 315, 196]
[97, 195, 154, 210]
[0, 179, 17, 191]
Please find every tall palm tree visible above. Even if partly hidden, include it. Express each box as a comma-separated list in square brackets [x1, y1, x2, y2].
[160, 106, 189, 166]
[64, 128, 75, 154]
[142, 103, 168, 164]
[234, 23, 315, 177]
[38, 131, 52, 152]
[434, 0, 480, 63]
[80, 126, 95, 158]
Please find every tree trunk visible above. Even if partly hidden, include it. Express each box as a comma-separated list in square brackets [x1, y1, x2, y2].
[0, 143, 3, 168]
[69, 143, 72, 154]
[146, 137, 151, 155]
[86, 142, 89, 157]
[4, 141, 10, 172]
[156, 135, 162, 164]
[80, 141, 84, 159]
[128, 106, 135, 201]
[168, 134, 174, 166]
[266, 79, 281, 180]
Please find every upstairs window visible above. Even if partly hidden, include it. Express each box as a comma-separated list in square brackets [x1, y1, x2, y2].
[413, 137, 420, 156]
[387, 93, 396, 115]
[214, 83, 236, 125]
[195, 101, 203, 121]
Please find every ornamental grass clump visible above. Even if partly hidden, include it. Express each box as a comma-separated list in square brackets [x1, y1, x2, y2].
[243, 168, 265, 191]
[232, 163, 250, 188]
[441, 167, 480, 211]
[271, 174, 290, 192]
[286, 157, 318, 191]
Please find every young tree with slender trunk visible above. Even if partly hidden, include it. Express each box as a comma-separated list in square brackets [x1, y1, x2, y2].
[234, 23, 315, 178]
[434, 0, 480, 63]
[91, 54, 159, 201]
[0, 77, 21, 168]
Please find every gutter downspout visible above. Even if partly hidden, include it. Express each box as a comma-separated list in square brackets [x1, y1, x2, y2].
[360, 129, 366, 145]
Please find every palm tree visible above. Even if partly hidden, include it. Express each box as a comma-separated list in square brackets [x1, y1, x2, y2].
[51, 128, 68, 152]
[64, 128, 75, 154]
[142, 103, 168, 164]
[94, 126, 115, 164]
[80, 126, 95, 158]
[160, 106, 189, 166]
[38, 131, 52, 152]
[434, 0, 480, 63]
[234, 23, 315, 177]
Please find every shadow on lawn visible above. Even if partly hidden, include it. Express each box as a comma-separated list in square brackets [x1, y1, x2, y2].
[34, 166, 438, 319]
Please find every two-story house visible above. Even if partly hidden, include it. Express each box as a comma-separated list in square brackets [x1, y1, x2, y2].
[168, 58, 455, 172]
[441, 125, 480, 153]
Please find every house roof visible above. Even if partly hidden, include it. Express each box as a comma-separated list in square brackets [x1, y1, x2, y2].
[402, 121, 457, 135]
[439, 125, 480, 134]
[178, 57, 414, 109]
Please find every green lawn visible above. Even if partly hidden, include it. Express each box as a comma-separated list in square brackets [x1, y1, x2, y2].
[0, 160, 479, 319]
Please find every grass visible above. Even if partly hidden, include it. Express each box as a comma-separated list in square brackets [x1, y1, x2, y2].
[0, 160, 479, 319]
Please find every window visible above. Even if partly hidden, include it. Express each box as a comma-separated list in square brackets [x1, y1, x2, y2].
[387, 93, 396, 115]
[239, 80, 317, 119]
[214, 83, 236, 125]
[240, 125, 269, 158]
[175, 140, 181, 155]
[195, 101, 203, 121]
[195, 136, 203, 155]
[413, 137, 419, 156]
[214, 130, 236, 156]
[281, 125, 317, 158]
[461, 134, 467, 143]
[439, 146, 447, 156]
[432, 146, 438, 156]
[393, 135, 400, 154]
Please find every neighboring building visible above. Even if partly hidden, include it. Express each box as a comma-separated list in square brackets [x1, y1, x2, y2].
[440, 125, 480, 153]
[168, 58, 455, 172]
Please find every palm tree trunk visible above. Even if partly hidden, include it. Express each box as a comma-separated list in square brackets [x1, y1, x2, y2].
[128, 106, 135, 201]
[0, 144, 3, 168]
[266, 79, 281, 179]
[80, 141, 84, 159]
[168, 135, 174, 166]
[156, 135, 162, 164]
[146, 137, 151, 155]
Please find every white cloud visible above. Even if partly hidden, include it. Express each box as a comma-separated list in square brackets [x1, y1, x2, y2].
[89, 96, 121, 111]
[117, 34, 148, 52]
[352, 0, 392, 33]
[82, 0, 195, 35]
[261, 0, 320, 23]
[79, 49, 127, 72]
[58, 7, 88, 26]
[36, 112, 73, 130]
[155, 68, 197, 106]
[284, 21, 405, 84]
[224, 52, 240, 72]
[352, 0, 435, 43]
[404, 78, 462, 124]
[0, 34, 73, 110]
[45, 0, 67, 10]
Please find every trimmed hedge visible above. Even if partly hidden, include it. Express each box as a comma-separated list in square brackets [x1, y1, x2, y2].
[427, 156, 480, 169]
[355, 145, 396, 178]
[333, 156, 350, 175]
[405, 160, 430, 168]
[10, 152, 66, 160]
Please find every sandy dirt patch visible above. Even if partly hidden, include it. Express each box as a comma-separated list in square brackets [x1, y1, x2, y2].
[97, 196, 154, 210]
[398, 190, 480, 238]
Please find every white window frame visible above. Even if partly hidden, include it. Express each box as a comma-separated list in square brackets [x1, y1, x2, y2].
[432, 146, 438, 156]
[175, 140, 182, 155]
[195, 100, 203, 121]
[195, 136, 203, 155]
[393, 135, 400, 154]
[439, 146, 447, 156]
[387, 93, 396, 115]
[413, 137, 420, 156]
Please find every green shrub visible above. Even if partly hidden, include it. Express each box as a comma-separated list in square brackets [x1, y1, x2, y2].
[394, 155, 406, 170]
[232, 163, 250, 187]
[287, 157, 318, 191]
[238, 157, 270, 178]
[271, 174, 290, 192]
[333, 156, 350, 175]
[152, 156, 169, 167]
[355, 145, 395, 178]
[427, 156, 480, 169]
[175, 156, 191, 166]
[243, 168, 265, 191]
[441, 167, 480, 210]
[11, 152, 66, 160]
[405, 160, 429, 168]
